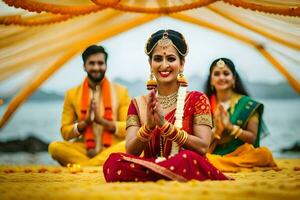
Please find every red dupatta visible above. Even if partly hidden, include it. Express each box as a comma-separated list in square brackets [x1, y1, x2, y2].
[209, 94, 218, 115]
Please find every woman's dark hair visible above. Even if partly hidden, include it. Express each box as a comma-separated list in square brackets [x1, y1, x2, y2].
[145, 29, 188, 60]
[82, 45, 108, 64]
[204, 58, 249, 98]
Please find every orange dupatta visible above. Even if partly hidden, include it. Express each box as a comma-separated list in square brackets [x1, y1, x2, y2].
[80, 77, 113, 150]
[210, 94, 217, 115]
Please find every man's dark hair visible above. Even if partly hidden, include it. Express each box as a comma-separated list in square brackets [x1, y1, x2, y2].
[82, 45, 108, 64]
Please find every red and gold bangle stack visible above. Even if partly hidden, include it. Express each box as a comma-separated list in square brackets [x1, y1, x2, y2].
[136, 124, 153, 142]
[230, 125, 243, 139]
[159, 122, 188, 146]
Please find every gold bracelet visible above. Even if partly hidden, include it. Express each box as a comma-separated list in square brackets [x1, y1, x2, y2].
[171, 129, 182, 142]
[136, 131, 150, 142]
[234, 128, 243, 139]
[176, 130, 188, 146]
[212, 128, 221, 140]
[230, 125, 240, 136]
[160, 123, 176, 138]
[136, 124, 152, 142]
[159, 122, 169, 133]
[214, 134, 221, 140]
[166, 127, 178, 140]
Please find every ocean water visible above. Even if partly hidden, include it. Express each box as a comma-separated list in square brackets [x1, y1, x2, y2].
[0, 98, 299, 165]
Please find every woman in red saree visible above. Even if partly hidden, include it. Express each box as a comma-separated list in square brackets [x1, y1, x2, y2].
[103, 30, 229, 182]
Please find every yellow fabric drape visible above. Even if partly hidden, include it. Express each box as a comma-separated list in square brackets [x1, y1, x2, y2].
[0, 13, 159, 128]
[224, 0, 300, 16]
[207, 5, 300, 50]
[257, 46, 300, 92]
[0, 49, 79, 128]
[0, 10, 122, 82]
[171, 13, 300, 94]
[0, 0, 299, 129]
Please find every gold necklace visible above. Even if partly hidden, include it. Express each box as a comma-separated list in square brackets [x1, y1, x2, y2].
[157, 91, 178, 109]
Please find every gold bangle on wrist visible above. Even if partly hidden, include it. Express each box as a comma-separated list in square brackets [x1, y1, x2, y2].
[234, 128, 243, 139]
[136, 124, 153, 142]
[176, 130, 188, 146]
[212, 128, 221, 140]
[214, 134, 221, 140]
[230, 125, 240, 136]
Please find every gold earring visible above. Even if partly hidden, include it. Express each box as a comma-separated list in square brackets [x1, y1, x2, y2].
[146, 72, 157, 90]
[233, 82, 236, 89]
[211, 85, 214, 91]
[177, 71, 188, 87]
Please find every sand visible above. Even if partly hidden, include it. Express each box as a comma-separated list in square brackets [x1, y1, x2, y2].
[0, 159, 299, 200]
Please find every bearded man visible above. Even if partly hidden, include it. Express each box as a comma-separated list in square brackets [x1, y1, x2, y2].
[49, 45, 130, 166]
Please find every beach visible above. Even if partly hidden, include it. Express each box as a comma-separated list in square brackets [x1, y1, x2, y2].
[0, 159, 299, 200]
[0, 99, 299, 199]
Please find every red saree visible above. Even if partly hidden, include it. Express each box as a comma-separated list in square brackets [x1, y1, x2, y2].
[103, 91, 229, 182]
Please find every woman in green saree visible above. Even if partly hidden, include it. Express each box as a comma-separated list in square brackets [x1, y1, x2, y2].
[205, 58, 277, 172]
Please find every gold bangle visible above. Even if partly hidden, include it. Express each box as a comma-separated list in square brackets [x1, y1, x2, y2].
[160, 123, 175, 138]
[212, 128, 221, 140]
[214, 134, 221, 140]
[136, 124, 152, 142]
[167, 127, 178, 141]
[172, 129, 182, 142]
[176, 130, 188, 146]
[235, 128, 243, 139]
[159, 122, 169, 132]
[136, 130, 150, 142]
[145, 124, 154, 131]
[230, 125, 240, 136]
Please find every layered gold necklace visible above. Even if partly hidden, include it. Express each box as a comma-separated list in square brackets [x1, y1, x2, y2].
[157, 91, 178, 109]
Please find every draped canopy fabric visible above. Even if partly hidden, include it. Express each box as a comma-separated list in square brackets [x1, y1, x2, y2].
[0, 0, 299, 128]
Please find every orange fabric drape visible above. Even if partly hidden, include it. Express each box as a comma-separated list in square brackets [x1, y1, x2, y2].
[3, 0, 103, 15]
[224, 0, 300, 16]
[0, 14, 73, 26]
[92, 0, 217, 14]
[3, 0, 300, 16]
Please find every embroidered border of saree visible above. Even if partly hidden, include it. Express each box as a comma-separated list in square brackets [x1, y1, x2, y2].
[121, 155, 188, 182]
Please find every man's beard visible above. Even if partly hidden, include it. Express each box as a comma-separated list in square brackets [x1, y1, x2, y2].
[87, 71, 106, 83]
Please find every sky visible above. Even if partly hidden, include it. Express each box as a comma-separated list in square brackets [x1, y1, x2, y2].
[0, 2, 299, 96]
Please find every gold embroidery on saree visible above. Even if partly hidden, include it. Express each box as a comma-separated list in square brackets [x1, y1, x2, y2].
[194, 114, 212, 127]
[126, 115, 141, 129]
[121, 155, 188, 182]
